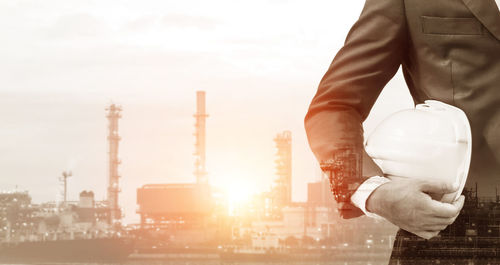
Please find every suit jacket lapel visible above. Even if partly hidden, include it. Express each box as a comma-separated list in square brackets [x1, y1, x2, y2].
[462, 0, 500, 41]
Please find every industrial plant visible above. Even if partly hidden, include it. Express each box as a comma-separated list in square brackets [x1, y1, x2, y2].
[131, 91, 396, 261]
[0, 91, 396, 263]
[0, 104, 132, 262]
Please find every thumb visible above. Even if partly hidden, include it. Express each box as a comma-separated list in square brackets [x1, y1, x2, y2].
[419, 180, 459, 194]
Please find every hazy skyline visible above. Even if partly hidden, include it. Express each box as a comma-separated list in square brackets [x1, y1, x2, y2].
[0, 0, 414, 223]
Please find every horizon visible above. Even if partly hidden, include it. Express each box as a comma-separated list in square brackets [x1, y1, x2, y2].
[0, 0, 413, 224]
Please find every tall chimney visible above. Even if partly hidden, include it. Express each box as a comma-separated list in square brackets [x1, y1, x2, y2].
[106, 104, 122, 223]
[194, 91, 208, 184]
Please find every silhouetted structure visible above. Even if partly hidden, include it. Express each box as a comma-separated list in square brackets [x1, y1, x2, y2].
[60, 171, 72, 207]
[320, 144, 362, 204]
[273, 131, 292, 207]
[134, 92, 220, 246]
[0, 191, 32, 242]
[136, 184, 216, 245]
[137, 184, 212, 225]
[0, 190, 131, 262]
[194, 91, 209, 184]
[307, 176, 335, 207]
[391, 185, 500, 263]
[106, 104, 122, 224]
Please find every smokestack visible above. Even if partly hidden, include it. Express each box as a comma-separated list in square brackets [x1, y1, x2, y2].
[106, 104, 122, 223]
[194, 91, 208, 184]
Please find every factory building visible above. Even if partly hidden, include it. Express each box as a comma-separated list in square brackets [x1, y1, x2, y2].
[0, 190, 115, 243]
[136, 183, 216, 244]
[249, 205, 333, 241]
[135, 91, 227, 246]
[307, 176, 335, 207]
[136, 183, 212, 227]
[0, 191, 33, 242]
[132, 91, 396, 250]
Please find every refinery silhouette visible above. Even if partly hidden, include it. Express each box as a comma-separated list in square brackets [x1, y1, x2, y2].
[0, 91, 396, 263]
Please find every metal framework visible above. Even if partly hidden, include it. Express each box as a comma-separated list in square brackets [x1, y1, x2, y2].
[106, 104, 122, 223]
[274, 131, 292, 206]
[60, 171, 72, 207]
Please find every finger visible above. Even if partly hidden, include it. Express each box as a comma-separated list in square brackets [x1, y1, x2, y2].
[426, 198, 461, 218]
[424, 230, 441, 239]
[415, 230, 440, 240]
[430, 196, 464, 218]
[420, 223, 449, 231]
[417, 215, 457, 231]
[429, 209, 461, 223]
[452, 195, 465, 211]
[435, 215, 459, 225]
[419, 180, 458, 194]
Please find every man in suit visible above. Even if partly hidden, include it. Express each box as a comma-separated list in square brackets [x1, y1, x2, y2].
[305, 0, 500, 262]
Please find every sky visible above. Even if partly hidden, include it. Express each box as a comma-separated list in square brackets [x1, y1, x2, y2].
[0, 0, 414, 223]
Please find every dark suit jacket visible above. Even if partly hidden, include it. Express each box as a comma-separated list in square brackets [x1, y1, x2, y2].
[305, 0, 500, 218]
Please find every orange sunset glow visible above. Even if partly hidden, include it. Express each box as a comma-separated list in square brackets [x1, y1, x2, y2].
[0, 0, 422, 263]
[4, 0, 499, 264]
[0, 0, 415, 225]
[0, 0, 414, 247]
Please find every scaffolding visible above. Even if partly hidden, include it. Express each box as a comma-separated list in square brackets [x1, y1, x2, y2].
[273, 131, 292, 207]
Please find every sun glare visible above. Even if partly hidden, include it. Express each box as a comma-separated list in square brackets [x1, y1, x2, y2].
[226, 180, 254, 204]
[213, 174, 256, 204]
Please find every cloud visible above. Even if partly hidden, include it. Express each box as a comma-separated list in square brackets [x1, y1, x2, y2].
[162, 14, 220, 30]
[124, 16, 159, 32]
[45, 13, 108, 40]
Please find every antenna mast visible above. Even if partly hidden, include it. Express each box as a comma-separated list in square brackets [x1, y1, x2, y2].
[60, 171, 72, 207]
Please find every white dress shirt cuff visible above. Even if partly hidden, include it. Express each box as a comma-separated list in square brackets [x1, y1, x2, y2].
[350, 176, 390, 220]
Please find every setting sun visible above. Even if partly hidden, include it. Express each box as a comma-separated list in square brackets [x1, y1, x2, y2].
[213, 175, 256, 204]
[226, 180, 256, 204]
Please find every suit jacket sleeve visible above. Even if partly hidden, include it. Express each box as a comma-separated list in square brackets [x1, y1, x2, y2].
[305, 0, 408, 218]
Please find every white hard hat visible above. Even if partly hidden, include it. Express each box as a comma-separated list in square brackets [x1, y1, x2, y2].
[365, 100, 472, 203]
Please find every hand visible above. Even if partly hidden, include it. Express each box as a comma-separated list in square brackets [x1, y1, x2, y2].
[366, 178, 465, 240]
